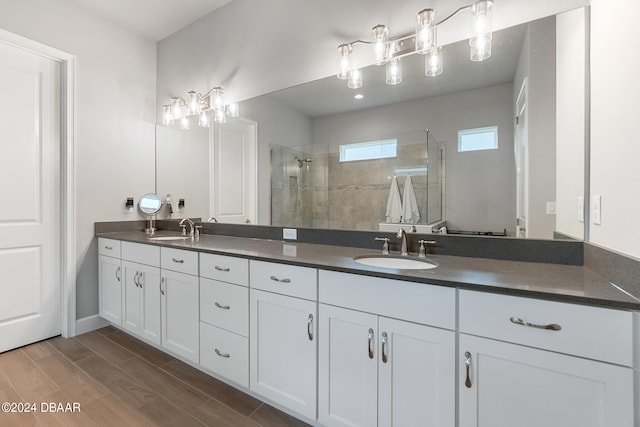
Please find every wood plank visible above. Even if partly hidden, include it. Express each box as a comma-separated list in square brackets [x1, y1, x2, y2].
[82, 393, 155, 427]
[0, 372, 39, 427]
[160, 359, 262, 416]
[117, 356, 208, 410]
[47, 337, 95, 363]
[191, 398, 262, 427]
[105, 330, 174, 367]
[249, 403, 312, 427]
[21, 341, 55, 362]
[137, 397, 206, 427]
[94, 326, 119, 336]
[0, 349, 58, 401]
[34, 389, 95, 427]
[74, 332, 135, 366]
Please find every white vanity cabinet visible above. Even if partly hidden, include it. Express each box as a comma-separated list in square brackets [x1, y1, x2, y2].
[249, 260, 318, 420]
[121, 242, 161, 345]
[98, 238, 122, 325]
[458, 290, 634, 427]
[318, 271, 456, 427]
[160, 247, 199, 363]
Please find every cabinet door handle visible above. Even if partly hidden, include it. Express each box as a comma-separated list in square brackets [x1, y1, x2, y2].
[464, 351, 472, 388]
[104, 245, 113, 250]
[160, 277, 165, 295]
[215, 348, 230, 358]
[214, 266, 230, 272]
[307, 314, 314, 341]
[214, 302, 231, 310]
[509, 316, 561, 331]
[270, 275, 291, 283]
[367, 328, 374, 359]
[172, 258, 184, 264]
[381, 331, 388, 363]
[138, 271, 144, 288]
[115, 267, 121, 282]
[134, 271, 140, 288]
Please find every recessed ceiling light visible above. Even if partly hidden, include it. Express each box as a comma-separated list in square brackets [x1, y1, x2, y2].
[354, 94, 364, 99]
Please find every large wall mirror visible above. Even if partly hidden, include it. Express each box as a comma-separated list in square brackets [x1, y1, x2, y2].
[156, 7, 587, 241]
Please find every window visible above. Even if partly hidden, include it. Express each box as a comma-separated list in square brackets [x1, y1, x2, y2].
[458, 126, 498, 152]
[339, 139, 397, 162]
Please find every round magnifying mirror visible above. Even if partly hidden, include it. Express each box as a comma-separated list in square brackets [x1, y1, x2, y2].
[138, 193, 162, 215]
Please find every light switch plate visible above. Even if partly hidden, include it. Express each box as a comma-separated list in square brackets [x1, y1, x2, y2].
[577, 196, 584, 223]
[592, 195, 602, 225]
[546, 201, 556, 215]
[283, 228, 297, 240]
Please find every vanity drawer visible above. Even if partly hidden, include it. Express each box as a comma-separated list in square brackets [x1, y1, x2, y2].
[200, 253, 248, 286]
[319, 270, 455, 330]
[161, 247, 198, 275]
[250, 260, 317, 300]
[200, 322, 248, 387]
[200, 278, 248, 336]
[459, 290, 633, 366]
[121, 241, 160, 266]
[98, 238, 121, 258]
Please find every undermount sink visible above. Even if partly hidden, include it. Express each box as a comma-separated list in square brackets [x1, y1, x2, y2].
[353, 255, 438, 270]
[147, 235, 189, 241]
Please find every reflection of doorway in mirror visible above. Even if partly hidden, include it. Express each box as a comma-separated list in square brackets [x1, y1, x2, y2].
[515, 79, 528, 238]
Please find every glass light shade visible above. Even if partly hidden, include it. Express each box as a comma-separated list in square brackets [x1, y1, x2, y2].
[162, 105, 172, 126]
[198, 110, 210, 128]
[347, 69, 363, 89]
[415, 9, 436, 54]
[227, 102, 239, 117]
[471, 0, 493, 36]
[214, 107, 226, 124]
[372, 25, 389, 65]
[180, 116, 190, 130]
[425, 46, 443, 76]
[212, 87, 224, 109]
[187, 91, 200, 115]
[170, 97, 182, 120]
[386, 58, 402, 85]
[469, 33, 492, 61]
[337, 44, 353, 80]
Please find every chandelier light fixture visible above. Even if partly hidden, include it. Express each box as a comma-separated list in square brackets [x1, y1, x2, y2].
[336, 0, 494, 88]
[162, 86, 239, 129]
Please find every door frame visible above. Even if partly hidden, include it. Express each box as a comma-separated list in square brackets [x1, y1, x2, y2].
[0, 29, 77, 338]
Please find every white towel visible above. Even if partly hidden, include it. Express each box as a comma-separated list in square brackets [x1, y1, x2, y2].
[402, 175, 420, 224]
[385, 176, 403, 223]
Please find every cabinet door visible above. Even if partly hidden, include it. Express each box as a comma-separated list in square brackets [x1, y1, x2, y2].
[161, 270, 199, 363]
[250, 289, 317, 420]
[318, 304, 378, 427]
[138, 264, 161, 345]
[378, 317, 455, 427]
[121, 261, 141, 335]
[459, 334, 634, 427]
[98, 255, 121, 325]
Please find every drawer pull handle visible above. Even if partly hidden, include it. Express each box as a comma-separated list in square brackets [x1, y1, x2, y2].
[172, 258, 185, 264]
[464, 351, 472, 388]
[104, 245, 113, 250]
[134, 271, 140, 288]
[381, 332, 388, 363]
[367, 328, 374, 359]
[215, 349, 230, 358]
[307, 314, 314, 341]
[215, 302, 231, 310]
[270, 275, 291, 283]
[509, 316, 562, 331]
[115, 267, 121, 282]
[214, 266, 230, 272]
[160, 277, 165, 296]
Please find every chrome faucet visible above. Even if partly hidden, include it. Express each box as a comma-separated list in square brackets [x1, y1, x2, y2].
[179, 218, 195, 237]
[207, 217, 218, 223]
[396, 228, 409, 256]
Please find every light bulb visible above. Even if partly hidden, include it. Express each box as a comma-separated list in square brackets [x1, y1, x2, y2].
[198, 110, 210, 128]
[470, 33, 492, 61]
[372, 25, 389, 65]
[337, 44, 353, 80]
[415, 9, 436, 54]
[212, 87, 224, 109]
[180, 116, 190, 130]
[347, 69, 363, 89]
[162, 105, 172, 126]
[425, 46, 443, 76]
[470, 0, 493, 61]
[214, 107, 226, 123]
[386, 58, 402, 85]
[187, 91, 200, 115]
[170, 97, 182, 119]
[227, 102, 239, 117]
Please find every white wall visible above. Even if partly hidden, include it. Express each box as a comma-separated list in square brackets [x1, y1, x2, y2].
[590, 0, 640, 258]
[0, 0, 157, 319]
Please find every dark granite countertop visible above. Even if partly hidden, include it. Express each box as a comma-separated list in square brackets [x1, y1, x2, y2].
[97, 231, 640, 311]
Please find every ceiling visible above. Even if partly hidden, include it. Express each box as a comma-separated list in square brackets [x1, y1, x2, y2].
[68, 0, 232, 41]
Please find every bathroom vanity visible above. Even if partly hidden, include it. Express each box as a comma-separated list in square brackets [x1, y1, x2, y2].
[97, 231, 639, 427]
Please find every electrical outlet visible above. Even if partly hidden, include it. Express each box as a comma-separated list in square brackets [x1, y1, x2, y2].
[592, 195, 602, 225]
[546, 202, 556, 215]
[577, 196, 584, 223]
[124, 197, 134, 213]
[283, 228, 297, 240]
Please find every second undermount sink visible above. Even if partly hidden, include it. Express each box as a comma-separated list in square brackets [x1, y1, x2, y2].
[353, 255, 438, 270]
[147, 235, 190, 241]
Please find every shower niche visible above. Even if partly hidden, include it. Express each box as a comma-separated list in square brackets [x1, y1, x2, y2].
[270, 129, 444, 231]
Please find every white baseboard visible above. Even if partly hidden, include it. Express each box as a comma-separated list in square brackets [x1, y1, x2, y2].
[75, 314, 109, 336]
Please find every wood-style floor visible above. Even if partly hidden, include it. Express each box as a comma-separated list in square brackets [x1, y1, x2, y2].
[0, 326, 311, 426]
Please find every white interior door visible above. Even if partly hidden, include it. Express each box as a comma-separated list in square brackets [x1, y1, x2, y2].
[211, 117, 257, 224]
[515, 79, 528, 238]
[0, 42, 61, 352]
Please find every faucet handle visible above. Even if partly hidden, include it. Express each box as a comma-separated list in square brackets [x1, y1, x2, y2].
[374, 237, 391, 255]
[417, 240, 437, 258]
[194, 225, 203, 238]
[180, 224, 187, 236]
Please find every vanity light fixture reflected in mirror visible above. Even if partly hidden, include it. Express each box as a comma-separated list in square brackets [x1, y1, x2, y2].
[161, 86, 239, 129]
